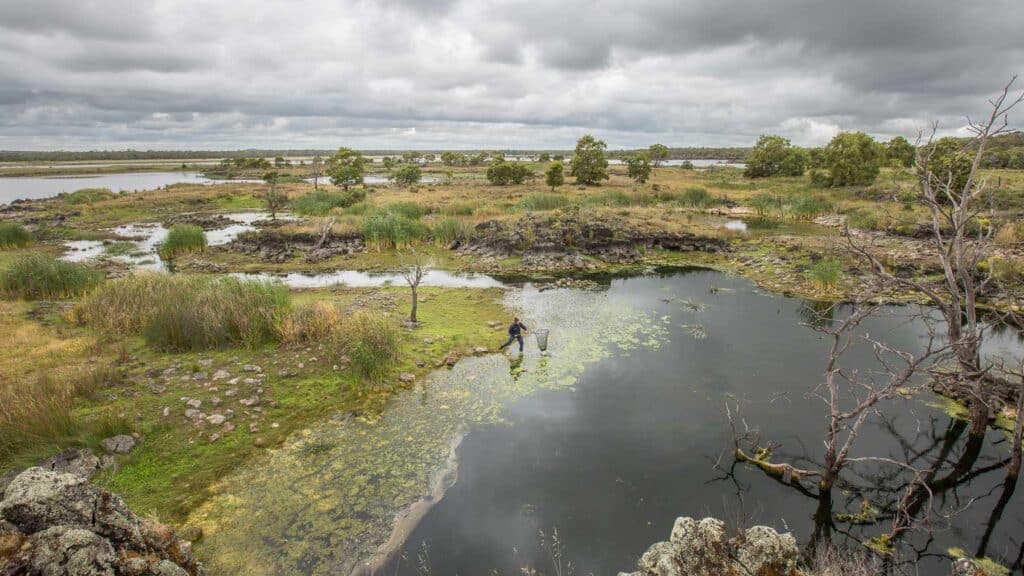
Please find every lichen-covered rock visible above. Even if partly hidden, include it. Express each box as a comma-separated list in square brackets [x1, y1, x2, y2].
[100, 435, 137, 455]
[26, 526, 117, 576]
[0, 468, 143, 547]
[620, 516, 799, 576]
[0, 468, 204, 575]
[37, 448, 101, 480]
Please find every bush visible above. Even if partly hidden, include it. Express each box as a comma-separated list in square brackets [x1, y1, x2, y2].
[845, 209, 879, 230]
[994, 221, 1024, 245]
[278, 301, 343, 345]
[486, 160, 532, 185]
[744, 135, 808, 178]
[62, 187, 115, 205]
[0, 254, 102, 300]
[392, 164, 422, 186]
[0, 222, 33, 249]
[808, 258, 843, 290]
[344, 311, 400, 385]
[290, 189, 366, 216]
[157, 224, 206, 261]
[361, 210, 428, 250]
[677, 187, 725, 208]
[989, 256, 1024, 287]
[387, 201, 426, 220]
[76, 273, 289, 351]
[518, 193, 572, 211]
[432, 218, 472, 245]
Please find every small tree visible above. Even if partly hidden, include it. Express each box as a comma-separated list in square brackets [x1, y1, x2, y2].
[648, 143, 670, 167]
[545, 161, 565, 191]
[538, 152, 551, 162]
[885, 136, 916, 168]
[626, 152, 652, 184]
[441, 151, 458, 166]
[400, 250, 425, 324]
[262, 171, 286, 220]
[744, 135, 807, 178]
[569, 134, 609, 185]
[822, 132, 883, 186]
[310, 155, 324, 190]
[327, 147, 365, 191]
[923, 137, 973, 195]
[392, 164, 422, 186]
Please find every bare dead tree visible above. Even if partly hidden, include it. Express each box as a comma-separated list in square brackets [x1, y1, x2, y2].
[313, 217, 336, 251]
[311, 154, 324, 190]
[847, 77, 1024, 436]
[400, 249, 425, 324]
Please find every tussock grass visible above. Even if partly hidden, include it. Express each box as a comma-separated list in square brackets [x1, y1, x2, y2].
[62, 187, 116, 205]
[157, 224, 206, 261]
[676, 187, 727, 208]
[518, 193, 572, 211]
[748, 192, 834, 220]
[0, 254, 103, 300]
[343, 311, 400, 385]
[808, 258, 843, 290]
[844, 208, 879, 230]
[432, 218, 472, 245]
[0, 373, 79, 461]
[361, 211, 429, 250]
[441, 202, 476, 216]
[290, 189, 366, 216]
[0, 222, 33, 249]
[386, 201, 426, 220]
[278, 301, 343, 344]
[75, 273, 289, 351]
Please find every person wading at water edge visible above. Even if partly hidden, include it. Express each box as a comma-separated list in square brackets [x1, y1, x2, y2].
[499, 317, 528, 353]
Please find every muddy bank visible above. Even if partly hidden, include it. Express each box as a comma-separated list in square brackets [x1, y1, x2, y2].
[221, 228, 366, 263]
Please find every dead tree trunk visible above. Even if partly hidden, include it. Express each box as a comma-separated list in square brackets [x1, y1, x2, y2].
[401, 251, 424, 324]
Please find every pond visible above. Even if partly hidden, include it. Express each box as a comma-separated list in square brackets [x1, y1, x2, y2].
[189, 269, 1023, 576]
[0, 172, 256, 203]
[239, 269, 505, 289]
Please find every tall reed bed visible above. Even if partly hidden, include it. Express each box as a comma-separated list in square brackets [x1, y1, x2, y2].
[0, 223, 32, 249]
[75, 273, 289, 351]
[0, 254, 102, 299]
[157, 224, 207, 261]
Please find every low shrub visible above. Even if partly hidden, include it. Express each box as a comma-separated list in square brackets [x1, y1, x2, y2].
[518, 193, 572, 211]
[361, 211, 428, 250]
[677, 187, 726, 208]
[387, 201, 426, 220]
[0, 222, 33, 249]
[62, 187, 116, 205]
[278, 301, 343, 345]
[808, 258, 843, 290]
[844, 208, 879, 230]
[76, 273, 289, 351]
[290, 189, 366, 216]
[989, 256, 1024, 287]
[994, 221, 1024, 245]
[344, 311, 400, 385]
[432, 218, 472, 245]
[0, 254, 102, 300]
[157, 224, 206, 261]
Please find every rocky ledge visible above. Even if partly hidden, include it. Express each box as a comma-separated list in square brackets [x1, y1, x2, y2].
[222, 229, 366, 263]
[618, 516, 799, 576]
[458, 212, 729, 270]
[0, 468, 204, 576]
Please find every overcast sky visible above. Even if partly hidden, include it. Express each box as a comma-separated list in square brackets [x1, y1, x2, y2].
[0, 0, 1021, 151]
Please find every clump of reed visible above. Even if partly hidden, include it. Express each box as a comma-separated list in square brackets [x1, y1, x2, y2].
[432, 218, 473, 245]
[157, 224, 207, 261]
[75, 273, 289, 351]
[0, 222, 33, 249]
[290, 189, 366, 216]
[808, 258, 843, 290]
[361, 210, 429, 250]
[61, 187, 116, 205]
[0, 254, 103, 300]
[518, 193, 572, 211]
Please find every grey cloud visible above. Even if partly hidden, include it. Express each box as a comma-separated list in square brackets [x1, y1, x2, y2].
[0, 0, 1020, 150]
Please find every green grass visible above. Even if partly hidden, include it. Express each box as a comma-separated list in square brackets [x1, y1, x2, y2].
[432, 218, 473, 245]
[157, 224, 207, 261]
[441, 202, 476, 216]
[76, 273, 290, 351]
[676, 187, 726, 208]
[290, 189, 366, 216]
[61, 187, 116, 205]
[386, 201, 426, 220]
[343, 311, 401, 385]
[845, 208, 879, 230]
[361, 210, 429, 250]
[748, 192, 834, 220]
[808, 258, 843, 290]
[518, 193, 572, 211]
[0, 254, 103, 299]
[0, 223, 33, 249]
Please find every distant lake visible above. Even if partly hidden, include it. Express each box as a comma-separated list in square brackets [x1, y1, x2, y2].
[0, 172, 254, 204]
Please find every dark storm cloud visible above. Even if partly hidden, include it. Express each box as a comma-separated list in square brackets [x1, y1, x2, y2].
[0, 0, 1020, 150]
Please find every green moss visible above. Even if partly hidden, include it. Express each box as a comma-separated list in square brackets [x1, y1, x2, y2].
[947, 547, 1010, 576]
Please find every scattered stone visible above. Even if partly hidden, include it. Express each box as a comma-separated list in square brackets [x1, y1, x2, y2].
[191, 372, 208, 381]
[208, 433, 221, 443]
[205, 414, 227, 426]
[210, 397, 222, 407]
[242, 365, 262, 373]
[162, 407, 170, 417]
[473, 346, 489, 354]
[185, 399, 202, 409]
[197, 359, 213, 368]
[99, 435, 136, 455]
[239, 396, 260, 407]
[183, 409, 203, 421]
[278, 369, 293, 378]
[398, 372, 416, 383]
[225, 389, 239, 397]
[212, 369, 230, 380]
[148, 383, 167, 395]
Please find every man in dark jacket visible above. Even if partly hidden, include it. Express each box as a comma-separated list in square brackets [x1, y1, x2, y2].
[499, 318, 528, 352]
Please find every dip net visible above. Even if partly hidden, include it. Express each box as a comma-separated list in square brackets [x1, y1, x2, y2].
[534, 329, 550, 352]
